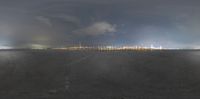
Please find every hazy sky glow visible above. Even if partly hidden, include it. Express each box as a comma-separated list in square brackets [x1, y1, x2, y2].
[0, 0, 200, 48]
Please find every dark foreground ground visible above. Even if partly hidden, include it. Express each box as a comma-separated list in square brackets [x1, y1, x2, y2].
[0, 50, 200, 99]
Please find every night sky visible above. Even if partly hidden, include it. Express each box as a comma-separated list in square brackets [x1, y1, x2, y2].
[0, 0, 200, 49]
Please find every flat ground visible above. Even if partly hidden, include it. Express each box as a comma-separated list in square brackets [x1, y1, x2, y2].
[0, 50, 200, 99]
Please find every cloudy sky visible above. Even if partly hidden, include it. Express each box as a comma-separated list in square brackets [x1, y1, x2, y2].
[0, 0, 200, 48]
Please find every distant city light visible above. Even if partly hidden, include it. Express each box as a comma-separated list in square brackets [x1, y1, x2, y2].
[53, 44, 164, 51]
[30, 44, 49, 49]
[0, 44, 189, 50]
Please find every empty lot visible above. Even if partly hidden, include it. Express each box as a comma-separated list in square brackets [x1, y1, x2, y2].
[0, 50, 200, 99]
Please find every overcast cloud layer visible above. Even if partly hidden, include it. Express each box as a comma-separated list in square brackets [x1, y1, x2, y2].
[0, 0, 200, 48]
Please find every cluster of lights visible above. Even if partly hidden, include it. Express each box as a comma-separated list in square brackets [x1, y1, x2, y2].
[53, 44, 163, 51]
[0, 44, 184, 50]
